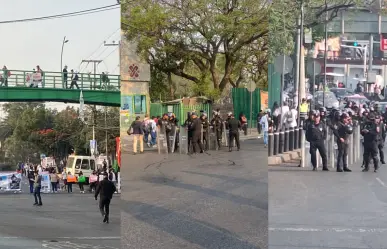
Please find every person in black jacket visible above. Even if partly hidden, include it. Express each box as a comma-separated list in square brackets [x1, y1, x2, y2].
[158, 114, 172, 152]
[95, 173, 116, 223]
[183, 112, 194, 152]
[200, 113, 210, 150]
[332, 112, 353, 172]
[191, 112, 204, 154]
[361, 113, 380, 172]
[305, 111, 328, 171]
[211, 111, 223, 150]
[129, 116, 144, 154]
[227, 113, 241, 152]
[375, 115, 386, 164]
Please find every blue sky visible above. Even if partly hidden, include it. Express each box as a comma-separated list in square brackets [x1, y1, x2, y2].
[0, 0, 120, 111]
[0, 0, 120, 74]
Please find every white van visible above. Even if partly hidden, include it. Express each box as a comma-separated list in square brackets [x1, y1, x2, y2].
[65, 155, 96, 183]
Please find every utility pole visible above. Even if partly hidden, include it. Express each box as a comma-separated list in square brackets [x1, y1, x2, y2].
[323, 0, 328, 107]
[81, 59, 102, 89]
[105, 106, 108, 156]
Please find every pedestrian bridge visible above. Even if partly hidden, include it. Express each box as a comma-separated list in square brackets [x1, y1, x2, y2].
[0, 70, 120, 106]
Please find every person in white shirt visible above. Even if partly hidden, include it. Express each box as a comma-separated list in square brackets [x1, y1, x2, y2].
[280, 102, 290, 130]
[260, 110, 269, 147]
[289, 106, 298, 128]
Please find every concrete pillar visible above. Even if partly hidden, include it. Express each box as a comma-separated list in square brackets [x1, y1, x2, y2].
[300, 46, 306, 101]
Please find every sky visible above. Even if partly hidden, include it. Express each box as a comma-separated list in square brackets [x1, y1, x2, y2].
[0, 0, 120, 112]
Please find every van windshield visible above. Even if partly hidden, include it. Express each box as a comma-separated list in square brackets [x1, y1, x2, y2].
[66, 157, 75, 169]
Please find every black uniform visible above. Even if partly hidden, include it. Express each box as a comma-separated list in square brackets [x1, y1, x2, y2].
[377, 122, 386, 164]
[191, 117, 204, 153]
[332, 122, 353, 171]
[183, 117, 194, 152]
[211, 116, 223, 149]
[170, 117, 179, 150]
[361, 121, 379, 171]
[95, 178, 116, 223]
[159, 118, 172, 152]
[201, 116, 210, 150]
[305, 121, 328, 170]
[227, 117, 241, 151]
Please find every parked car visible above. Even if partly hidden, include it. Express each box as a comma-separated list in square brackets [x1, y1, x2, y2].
[314, 91, 340, 110]
[330, 88, 354, 101]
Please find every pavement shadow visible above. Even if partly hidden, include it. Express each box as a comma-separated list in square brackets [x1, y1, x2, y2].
[140, 176, 267, 211]
[121, 200, 261, 249]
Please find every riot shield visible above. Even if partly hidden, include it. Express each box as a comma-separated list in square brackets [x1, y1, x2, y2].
[222, 122, 228, 147]
[202, 125, 210, 151]
[169, 125, 177, 153]
[208, 126, 217, 150]
[179, 126, 189, 154]
[157, 126, 168, 154]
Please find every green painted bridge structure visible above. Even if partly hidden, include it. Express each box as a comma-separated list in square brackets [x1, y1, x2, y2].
[0, 70, 120, 106]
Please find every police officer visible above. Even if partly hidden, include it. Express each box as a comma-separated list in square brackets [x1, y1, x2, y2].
[95, 173, 116, 223]
[191, 112, 204, 154]
[375, 115, 386, 164]
[183, 112, 194, 152]
[226, 113, 241, 152]
[302, 111, 315, 131]
[211, 111, 223, 150]
[332, 112, 353, 172]
[200, 112, 210, 150]
[305, 111, 328, 171]
[170, 113, 179, 151]
[158, 113, 172, 152]
[361, 113, 380, 172]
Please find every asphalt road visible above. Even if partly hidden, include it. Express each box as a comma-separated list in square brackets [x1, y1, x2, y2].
[269, 148, 387, 249]
[0, 181, 120, 249]
[121, 139, 268, 249]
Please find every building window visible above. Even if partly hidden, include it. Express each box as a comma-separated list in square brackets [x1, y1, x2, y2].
[133, 95, 146, 114]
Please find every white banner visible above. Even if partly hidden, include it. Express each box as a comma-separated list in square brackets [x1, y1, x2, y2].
[0, 172, 22, 192]
[40, 172, 51, 193]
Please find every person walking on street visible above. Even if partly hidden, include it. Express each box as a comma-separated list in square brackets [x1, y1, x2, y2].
[49, 170, 59, 193]
[95, 173, 117, 223]
[128, 116, 144, 155]
[28, 169, 35, 194]
[78, 171, 86, 193]
[33, 171, 43, 206]
[190, 112, 204, 154]
[227, 113, 241, 152]
[260, 110, 269, 148]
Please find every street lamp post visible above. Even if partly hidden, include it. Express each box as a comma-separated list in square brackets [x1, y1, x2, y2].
[60, 36, 69, 73]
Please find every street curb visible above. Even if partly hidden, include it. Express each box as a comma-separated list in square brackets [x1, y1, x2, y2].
[268, 150, 301, 165]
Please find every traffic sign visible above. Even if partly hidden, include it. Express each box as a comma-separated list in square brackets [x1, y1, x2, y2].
[274, 55, 293, 74]
[381, 34, 387, 51]
[246, 82, 256, 92]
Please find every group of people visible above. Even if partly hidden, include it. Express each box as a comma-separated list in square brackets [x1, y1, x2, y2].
[302, 100, 386, 172]
[128, 110, 248, 154]
[22, 160, 117, 223]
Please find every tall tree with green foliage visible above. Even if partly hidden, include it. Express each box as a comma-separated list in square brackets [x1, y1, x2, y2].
[269, 0, 374, 59]
[121, 0, 269, 97]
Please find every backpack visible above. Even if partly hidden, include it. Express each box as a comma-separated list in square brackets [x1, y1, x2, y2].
[286, 111, 293, 123]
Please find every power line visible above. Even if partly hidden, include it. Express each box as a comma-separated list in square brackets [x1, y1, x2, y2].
[0, 4, 120, 24]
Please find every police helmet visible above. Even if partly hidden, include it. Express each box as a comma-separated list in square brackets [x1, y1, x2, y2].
[340, 112, 349, 120]
[368, 113, 376, 120]
[345, 124, 354, 134]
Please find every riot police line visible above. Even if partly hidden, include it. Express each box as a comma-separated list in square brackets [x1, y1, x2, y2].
[268, 102, 387, 172]
[155, 112, 244, 154]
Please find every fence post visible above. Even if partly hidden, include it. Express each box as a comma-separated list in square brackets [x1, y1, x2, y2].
[289, 127, 294, 151]
[298, 125, 302, 148]
[284, 128, 289, 152]
[330, 128, 335, 168]
[300, 131, 306, 167]
[273, 132, 279, 155]
[268, 131, 274, 156]
[278, 130, 284, 154]
[294, 127, 299, 149]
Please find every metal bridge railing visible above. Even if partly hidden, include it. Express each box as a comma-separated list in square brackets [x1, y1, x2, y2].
[0, 70, 120, 91]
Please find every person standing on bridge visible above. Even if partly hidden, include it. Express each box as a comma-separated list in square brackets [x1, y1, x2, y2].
[62, 65, 68, 89]
[1, 66, 10, 87]
[95, 173, 116, 223]
[69, 70, 80, 89]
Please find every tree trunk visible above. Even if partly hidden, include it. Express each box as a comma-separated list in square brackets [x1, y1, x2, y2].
[167, 72, 174, 100]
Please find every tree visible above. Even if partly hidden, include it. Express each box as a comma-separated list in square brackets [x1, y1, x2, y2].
[269, 0, 375, 59]
[121, 0, 269, 95]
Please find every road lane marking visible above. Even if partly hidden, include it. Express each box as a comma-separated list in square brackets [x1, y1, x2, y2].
[269, 227, 387, 233]
[376, 177, 387, 187]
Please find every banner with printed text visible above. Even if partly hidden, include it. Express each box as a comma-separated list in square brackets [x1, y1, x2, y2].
[0, 172, 22, 192]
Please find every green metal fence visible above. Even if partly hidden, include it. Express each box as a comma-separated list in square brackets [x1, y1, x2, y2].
[2, 70, 120, 91]
[150, 102, 211, 125]
[231, 88, 261, 128]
